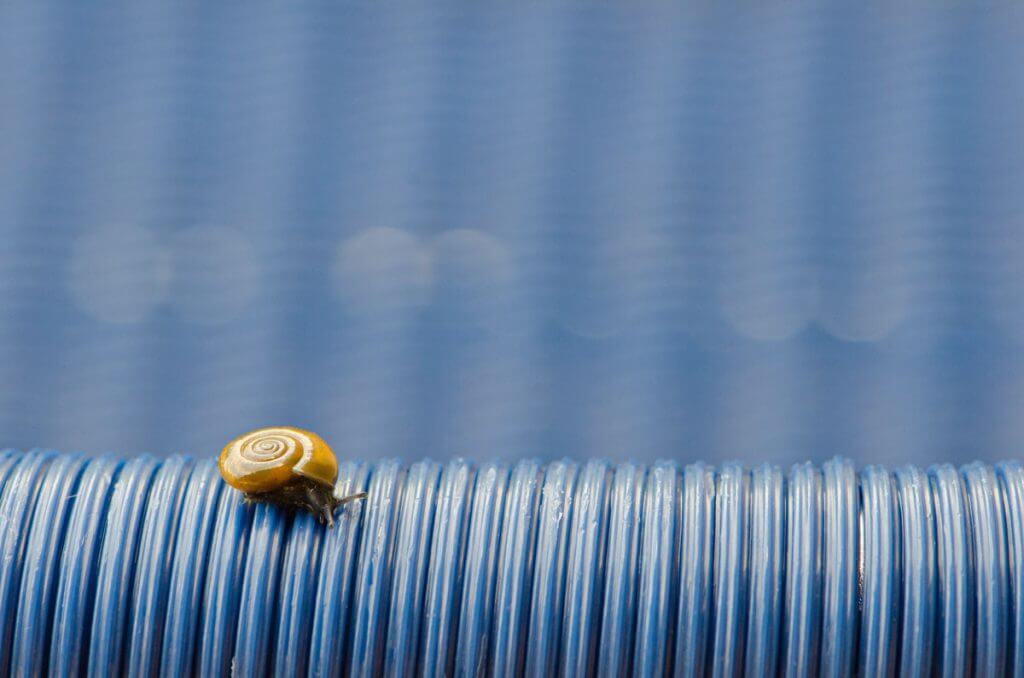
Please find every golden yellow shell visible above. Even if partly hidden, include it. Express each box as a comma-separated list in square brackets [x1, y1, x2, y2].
[219, 426, 338, 494]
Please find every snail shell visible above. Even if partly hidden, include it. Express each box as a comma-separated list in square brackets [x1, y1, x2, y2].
[219, 426, 338, 495]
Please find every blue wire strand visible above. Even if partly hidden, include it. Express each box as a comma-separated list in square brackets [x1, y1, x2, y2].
[999, 461, 1024, 678]
[526, 459, 578, 677]
[962, 462, 1009, 675]
[421, 459, 475, 677]
[127, 455, 195, 678]
[674, 462, 714, 678]
[930, 463, 974, 678]
[598, 462, 644, 677]
[711, 462, 749, 678]
[782, 461, 823, 675]
[894, 465, 936, 677]
[273, 511, 324, 678]
[0, 451, 57, 675]
[744, 463, 784, 678]
[455, 462, 508, 676]
[308, 460, 370, 678]
[1, 453, 1022, 676]
[491, 459, 542, 677]
[0, 450, 24, 484]
[12, 453, 86, 676]
[233, 503, 289, 678]
[385, 460, 441, 677]
[87, 454, 160, 677]
[560, 460, 610, 677]
[820, 458, 859, 677]
[348, 459, 403, 678]
[50, 455, 124, 677]
[196, 471, 253, 677]
[160, 459, 223, 678]
[634, 461, 681, 678]
[858, 465, 900, 677]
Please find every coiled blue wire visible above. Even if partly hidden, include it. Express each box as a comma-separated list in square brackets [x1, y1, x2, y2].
[1, 450, 1022, 676]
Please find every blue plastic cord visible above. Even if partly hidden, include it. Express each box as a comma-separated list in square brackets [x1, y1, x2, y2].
[859, 465, 898, 677]
[745, 463, 783, 677]
[161, 460, 223, 677]
[88, 454, 159, 677]
[894, 464, 936, 677]
[197, 467, 253, 677]
[598, 461, 642, 676]
[1002, 462, 1024, 676]
[128, 455, 194, 677]
[308, 460, 369, 678]
[1, 450, 1022, 676]
[421, 460, 474, 677]
[0, 449, 58, 675]
[12, 452, 86, 675]
[50, 454, 124, 677]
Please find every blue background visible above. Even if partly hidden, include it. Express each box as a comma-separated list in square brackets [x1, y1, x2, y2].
[2, 3, 1024, 466]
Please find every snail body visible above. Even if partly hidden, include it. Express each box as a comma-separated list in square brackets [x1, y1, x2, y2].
[219, 426, 365, 525]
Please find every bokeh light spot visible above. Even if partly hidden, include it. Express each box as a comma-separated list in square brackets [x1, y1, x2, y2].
[68, 225, 171, 323]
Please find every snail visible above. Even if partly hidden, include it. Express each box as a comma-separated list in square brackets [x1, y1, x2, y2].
[219, 426, 366, 525]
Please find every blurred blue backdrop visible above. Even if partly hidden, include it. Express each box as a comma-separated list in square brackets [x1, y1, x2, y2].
[2, 3, 1024, 466]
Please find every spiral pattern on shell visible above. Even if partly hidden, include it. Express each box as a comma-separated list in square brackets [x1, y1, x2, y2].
[235, 429, 310, 464]
[220, 427, 316, 491]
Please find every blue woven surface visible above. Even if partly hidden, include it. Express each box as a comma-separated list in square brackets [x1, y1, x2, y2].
[2, 4, 1024, 465]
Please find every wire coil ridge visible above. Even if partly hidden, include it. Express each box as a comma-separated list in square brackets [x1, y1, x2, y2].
[0, 450, 1021, 677]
